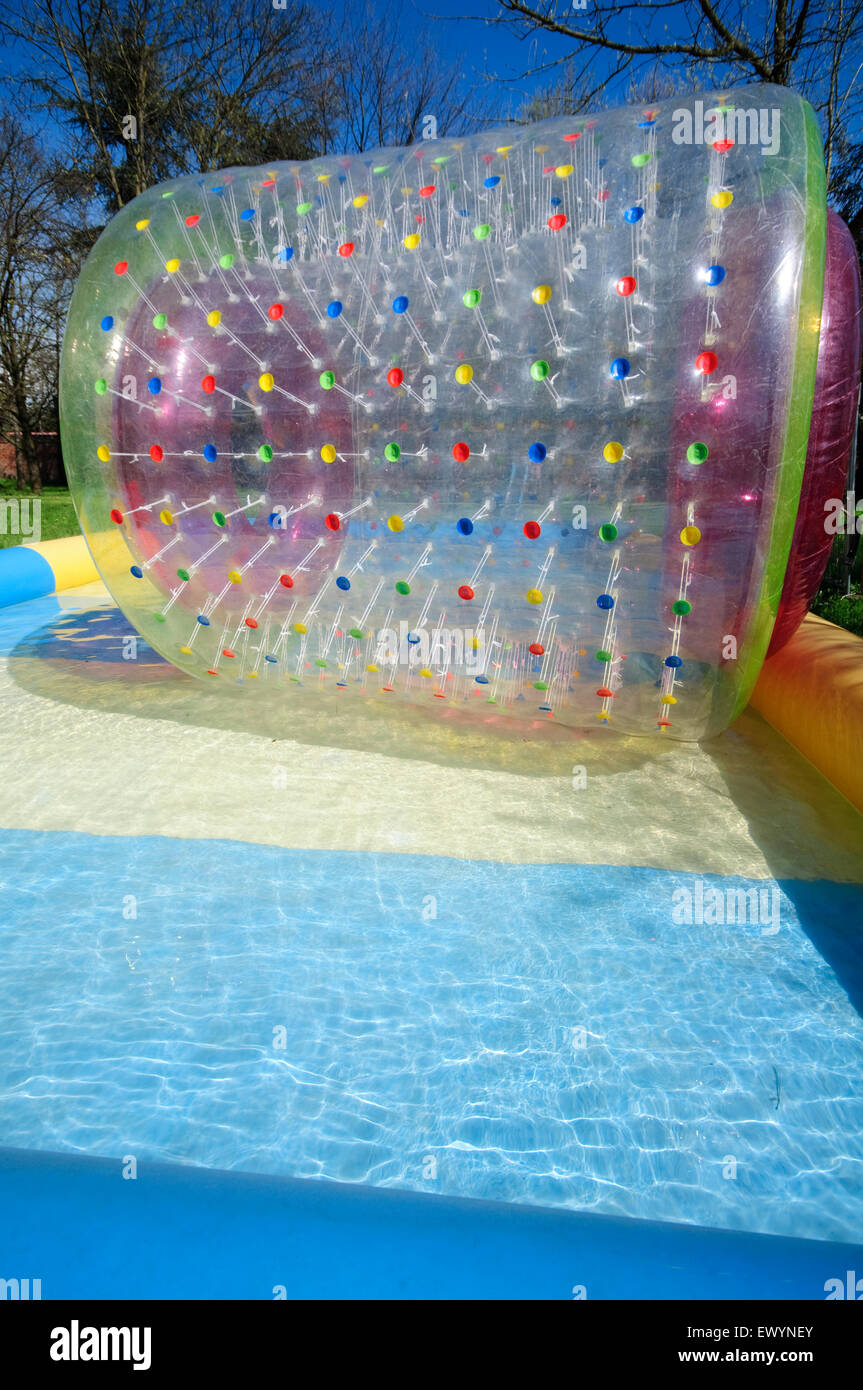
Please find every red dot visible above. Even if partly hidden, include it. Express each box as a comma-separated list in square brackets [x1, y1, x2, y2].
[523, 521, 541, 540]
[223, 648, 235, 659]
[279, 574, 294, 587]
[149, 445, 164, 462]
[452, 442, 470, 462]
[325, 514, 341, 531]
[338, 242, 354, 258]
[185, 214, 200, 227]
[262, 178, 276, 187]
[696, 350, 718, 374]
[114, 261, 128, 275]
[201, 375, 215, 393]
[616, 276, 636, 297]
[245, 618, 259, 628]
[268, 303, 284, 320]
[207, 669, 218, 677]
[415, 214, 425, 224]
[713, 139, 734, 153]
[564, 132, 581, 142]
[596, 687, 614, 698]
[387, 368, 404, 388]
[419, 185, 436, 198]
[548, 213, 567, 231]
[110, 508, 123, 524]
[458, 584, 475, 601]
[529, 642, 545, 655]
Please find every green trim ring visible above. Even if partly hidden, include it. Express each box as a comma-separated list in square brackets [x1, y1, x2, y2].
[730, 98, 828, 724]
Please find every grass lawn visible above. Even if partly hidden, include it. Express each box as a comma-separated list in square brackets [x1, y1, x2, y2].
[0, 483, 79, 549]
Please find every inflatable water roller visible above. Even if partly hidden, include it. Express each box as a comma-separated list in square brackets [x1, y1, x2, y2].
[59, 83, 862, 739]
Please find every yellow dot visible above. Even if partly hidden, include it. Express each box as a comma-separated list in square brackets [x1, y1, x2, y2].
[496, 145, 513, 154]
[159, 509, 174, 526]
[532, 284, 552, 305]
[317, 174, 330, 183]
[419, 668, 433, 678]
[165, 258, 180, 273]
[555, 163, 574, 177]
[596, 712, 610, 721]
[680, 526, 702, 547]
[246, 672, 259, 678]
[526, 588, 543, 605]
[387, 515, 404, 533]
[353, 194, 369, 207]
[572, 670, 580, 678]
[470, 637, 481, 650]
[207, 310, 221, 328]
[454, 363, 473, 385]
[603, 441, 624, 464]
[376, 219, 386, 227]
[661, 694, 678, 705]
[259, 373, 274, 392]
[320, 444, 337, 464]
[711, 190, 733, 210]
[135, 218, 150, 230]
[228, 569, 242, 584]
[404, 233, 421, 250]
[294, 622, 307, 634]
[179, 646, 193, 655]
[97, 445, 111, 462]
[366, 663, 379, 673]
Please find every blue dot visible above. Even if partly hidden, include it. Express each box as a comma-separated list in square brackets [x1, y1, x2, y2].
[550, 196, 562, 207]
[336, 576, 351, 591]
[665, 655, 683, 668]
[624, 206, 644, 223]
[211, 185, 224, 196]
[268, 512, 285, 529]
[528, 442, 547, 463]
[475, 675, 489, 684]
[327, 300, 343, 318]
[458, 208, 469, 217]
[197, 614, 211, 626]
[279, 247, 294, 261]
[407, 632, 421, 645]
[203, 444, 218, 462]
[392, 295, 409, 314]
[100, 315, 114, 331]
[457, 517, 474, 535]
[706, 264, 726, 286]
[637, 120, 655, 128]
[130, 565, 143, 578]
[147, 377, 162, 395]
[240, 208, 255, 221]
[610, 357, 630, 379]
[264, 654, 277, 663]
[484, 176, 500, 188]
[597, 594, 615, 610]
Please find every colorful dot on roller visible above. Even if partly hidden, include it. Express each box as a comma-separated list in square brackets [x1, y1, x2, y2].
[387, 368, 404, 388]
[395, 580, 411, 595]
[532, 285, 552, 305]
[547, 213, 567, 230]
[327, 301, 343, 318]
[616, 276, 636, 297]
[258, 444, 273, 462]
[610, 358, 630, 379]
[705, 265, 726, 286]
[711, 190, 733, 209]
[259, 372, 274, 391]
[201, 375, 216, 393]
[664, 655, 683, 668]
[149, 445, 164, 462]
[147, 377, 162, 394]
[455, 364, 473, 385]
[196, 614, 211, 626]
[523, 521, 541, 540]
[338, 242, 354, 257]
[458, 584, 475, 600]
[387, 515, 404, 532]
[452, 442, 470, 462]
[268, 303, 284, 320]
[279, 574, 294, 588]
[530, 360, 550, 382]
[680, 526, 701, 547]
[349, 627, 363, 639]
[457, 518, 473, 535]
[603, 441, 623, 463]
[599, 523, 618, 542]
[100, 316, 114, 331]
[404, 233, 421, 249]
[528, 442, 547, 463]
[595, 650, 612, 662]
[153, 313, 168, 330]
[695, 351, 717, 374]
[686, 442, 709, 465]
[336, 576, 351, 591]
[325, 513, 341, 531]
[212, 511, 226, 527]
[203, 445, 218, 462]
[159, 509, 174, 526]
[672, 599, 692, 615]
[319, 371, 335, 390]
[385, 443, 401, 462]
[624, 206, 644, 223]
[661, 694, 678, 705]
[526, 588, 543, 604]
[110, 508, 123, 525]
[463, 289, 481, 308]
[529, 643, 545, 656]
[632, 152, 651, 167]
[97, 445, 111, 462]
[177, 569, 190, 582]
[320, 444, 337, 464]
[228, 570, 242, 584]
[473, 223, 491, 240]
[596, 594, 615, 609]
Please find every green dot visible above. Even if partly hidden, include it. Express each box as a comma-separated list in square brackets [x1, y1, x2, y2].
[486, 697, 497, 705]
[177, 568, 190, 582]
[213, 511, 226, 527]
[373, 165, 389, 174]
[385, 443, 401, 462]
[673, 599, 692, 616]
[632, 152, 651, 167]
[314, 658, 327, 667]
[349, 627, 363, 639]
[433, 156, 450, 165]
[153, 613, 166, 623]
[219, 253, 234, 269]
[319, 370, 335, 390]
[530, 360, 550, 382]
[599, 523, 618, 542]
[296, 201, 312, 215]
[463, 289, 481, 308]
[395, 580, 411, 595]
[153, 313, 167, 330]
[94, 378, 107, 395]
[473, 223, 491, 240]
[595, 650, 612, 662]
[161, 190, 174, 199]
[686, 441, 709, 464]
[258, 444, 273, 462]
[533, 680, 549, 691]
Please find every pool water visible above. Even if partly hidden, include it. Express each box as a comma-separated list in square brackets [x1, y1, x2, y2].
[1, 585, 862, 1246]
